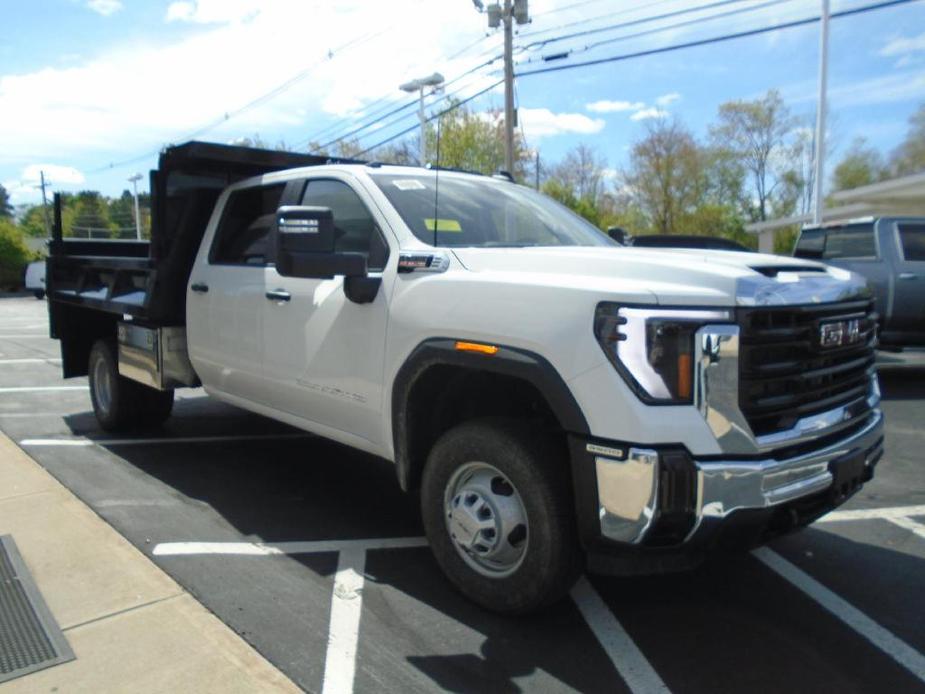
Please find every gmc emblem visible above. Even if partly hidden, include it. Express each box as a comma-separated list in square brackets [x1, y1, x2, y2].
[819, 319, 861, 348]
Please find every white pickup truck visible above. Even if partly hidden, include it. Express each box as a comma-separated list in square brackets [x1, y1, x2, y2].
[47, 141, 884, 613]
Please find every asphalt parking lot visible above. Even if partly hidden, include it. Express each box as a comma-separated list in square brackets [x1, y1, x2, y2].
[1, 294, 924, 694]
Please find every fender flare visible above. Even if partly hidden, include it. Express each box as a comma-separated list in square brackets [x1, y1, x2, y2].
[391, 338, 589, 490]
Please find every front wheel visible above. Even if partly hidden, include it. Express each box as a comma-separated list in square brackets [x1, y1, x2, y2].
[420, 419, 582, 614]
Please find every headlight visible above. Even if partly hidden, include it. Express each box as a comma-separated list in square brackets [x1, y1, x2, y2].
[594, 304, 731, 404]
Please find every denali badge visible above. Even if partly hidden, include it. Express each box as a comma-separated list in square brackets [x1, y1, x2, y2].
[819, 319, 861, 348]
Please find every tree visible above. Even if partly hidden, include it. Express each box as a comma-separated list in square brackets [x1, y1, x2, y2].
[425, 101, 531, 179]
[622, 118, 708, 234]
[0, 184, 12, 218]
[710, 89, 798, 222]
[832, 137, 886, 191]
[889, 103, 925, 176]
[0, 218, 31, 288]
[71, 191, 116, 237]
[548, 144, 608, 204]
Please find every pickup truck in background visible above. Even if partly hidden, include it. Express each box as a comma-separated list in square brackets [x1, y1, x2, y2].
[46, 141, 884, 614]
[794, 217, 925, 349]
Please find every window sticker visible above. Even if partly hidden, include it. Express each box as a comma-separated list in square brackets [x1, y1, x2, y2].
[392, 179, 427, 191]
[424, 218, 463, 233]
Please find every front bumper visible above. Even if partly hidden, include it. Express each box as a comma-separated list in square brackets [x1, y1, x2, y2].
[575, 407, 884, 553]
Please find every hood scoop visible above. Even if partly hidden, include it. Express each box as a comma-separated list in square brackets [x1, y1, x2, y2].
[749, 265, 826, 278]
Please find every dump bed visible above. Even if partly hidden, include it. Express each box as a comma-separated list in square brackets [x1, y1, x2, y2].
[47, 141, 336, 324]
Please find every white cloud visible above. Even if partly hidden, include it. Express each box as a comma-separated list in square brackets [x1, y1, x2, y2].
[3, 165, 86, 204]
[87, 0, 122, 16]
[880, 31, 925, 57]
[586, 99, 644, 113]
[655, 92, 681, 107]
[630, 108, 667, 121]
[519, 108, 605, 137]
[0, 0, 494, 171]
[166, 0, 262, 24]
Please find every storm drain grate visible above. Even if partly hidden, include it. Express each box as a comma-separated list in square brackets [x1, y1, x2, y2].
[0, 535, 74, 683]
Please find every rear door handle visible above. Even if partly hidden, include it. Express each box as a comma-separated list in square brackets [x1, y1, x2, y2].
[265, 289, 291, 302]
[898, 272, 918, 280]
[191, 282, 209, 293]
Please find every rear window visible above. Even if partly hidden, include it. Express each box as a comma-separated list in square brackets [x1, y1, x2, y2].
[794, 224, 876, 260]
[210, 184, 285, 265]
[898, 223, 925, 261]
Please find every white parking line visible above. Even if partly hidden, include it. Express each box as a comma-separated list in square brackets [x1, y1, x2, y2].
[819, 505, 925, 522]
[20, 433, 313, 447]
[0, 334, 51, 339]
[322, 547, 367, 694]
[0, 386, 86, 393]
[753, 547, 925, 682]
[152, 537, 428, 556]
[884, 516, 925, 541]
[0, 358, 61, 365]
[571, 577, 670, 694]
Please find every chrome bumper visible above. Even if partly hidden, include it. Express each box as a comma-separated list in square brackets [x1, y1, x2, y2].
[594, 409, 883, 546]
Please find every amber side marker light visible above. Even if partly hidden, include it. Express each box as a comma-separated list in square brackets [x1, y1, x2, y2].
[677, 353, 693, 400]
[455, 341, 499, 355]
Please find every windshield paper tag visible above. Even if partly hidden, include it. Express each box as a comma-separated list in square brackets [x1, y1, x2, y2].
[424, 218, 462, 232]
[392, 179, 426, 191]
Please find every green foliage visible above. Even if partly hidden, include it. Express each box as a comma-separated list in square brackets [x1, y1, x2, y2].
[0, 218, 31, 287]
[889, 104, 925, 176]
[832, 137, 886, 191]
[0, 184, 12, 218]
[425, 101, 531, 179]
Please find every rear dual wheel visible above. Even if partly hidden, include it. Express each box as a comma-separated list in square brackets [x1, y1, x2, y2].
[88, 338, 174, 432]
[421, 419, 582, 614]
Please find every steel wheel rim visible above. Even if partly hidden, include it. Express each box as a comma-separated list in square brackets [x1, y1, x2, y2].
[443, 461, 529, 578]
[93, 356, 113, 416]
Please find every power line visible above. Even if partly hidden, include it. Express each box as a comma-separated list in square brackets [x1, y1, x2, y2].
[518, 0, 679, 39]
[519, 0, 791, 65]
[87, 28, 387, 174]
[516, 0, 920, 78]
[357, 79, 504, 157]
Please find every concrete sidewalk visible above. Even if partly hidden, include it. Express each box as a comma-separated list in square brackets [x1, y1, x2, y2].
[0, 432, 300, 693]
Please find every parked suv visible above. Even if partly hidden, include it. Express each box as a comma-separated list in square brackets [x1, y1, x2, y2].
[46, 142, 885, 613]
[794, 217, 925, 348]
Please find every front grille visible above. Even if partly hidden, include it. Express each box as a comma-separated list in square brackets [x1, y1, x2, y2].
[738, 300, 877, 437]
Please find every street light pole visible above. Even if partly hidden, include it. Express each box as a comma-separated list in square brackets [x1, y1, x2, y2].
[400, 73, 445, 166]
[128, 173, 142, 240]
[812, 0, 830, 226]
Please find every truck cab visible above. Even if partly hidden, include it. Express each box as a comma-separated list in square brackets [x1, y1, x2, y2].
[46, 142, 885, 614]
[794, 217, 925, 348]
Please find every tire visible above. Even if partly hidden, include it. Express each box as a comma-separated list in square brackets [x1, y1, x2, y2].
[88, 339, 174, 431]
[33, 290, 45, 300]
[421, 419, 582, 614]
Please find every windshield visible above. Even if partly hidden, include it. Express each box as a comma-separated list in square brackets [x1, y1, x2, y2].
[371, 173, 613, 248]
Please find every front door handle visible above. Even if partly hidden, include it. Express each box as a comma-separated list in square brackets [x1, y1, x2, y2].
[899, 272, 918, 281]
[265, 289, 291, 302]
[191, 282, 209, 293]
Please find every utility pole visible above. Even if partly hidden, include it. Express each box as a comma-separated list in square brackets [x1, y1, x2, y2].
[503, 0, 515, 175]
[812, 0, 830, 225]
[399, 72, 445, 166]
[36, 170, 52, 236]
[128, 173, 143, 240]
[480, 0, 529, 175]
[534, 150, 540, 190]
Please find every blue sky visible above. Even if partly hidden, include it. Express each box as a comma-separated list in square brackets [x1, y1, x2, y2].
[2, 0, 924, 206]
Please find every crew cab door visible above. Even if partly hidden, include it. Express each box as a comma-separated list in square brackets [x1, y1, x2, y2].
[262, 177, 393, 446]
[186, 183, 286, 401]
[892, 220, 925, 336]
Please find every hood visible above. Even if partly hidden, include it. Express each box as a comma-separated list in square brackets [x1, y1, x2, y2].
[450, 246, 869, 307]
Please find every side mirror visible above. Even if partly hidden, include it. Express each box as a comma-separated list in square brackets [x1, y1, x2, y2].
[274, 205, 381, 304]
[607, 226, 628, 245]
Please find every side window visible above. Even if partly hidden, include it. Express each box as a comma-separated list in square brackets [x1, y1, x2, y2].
[794, 229, 825, 259]
[301, 179, 388, 271]
[210, 183, 285, 265]
[898, 223, 925, 261]
[822, 225, 877, 260]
